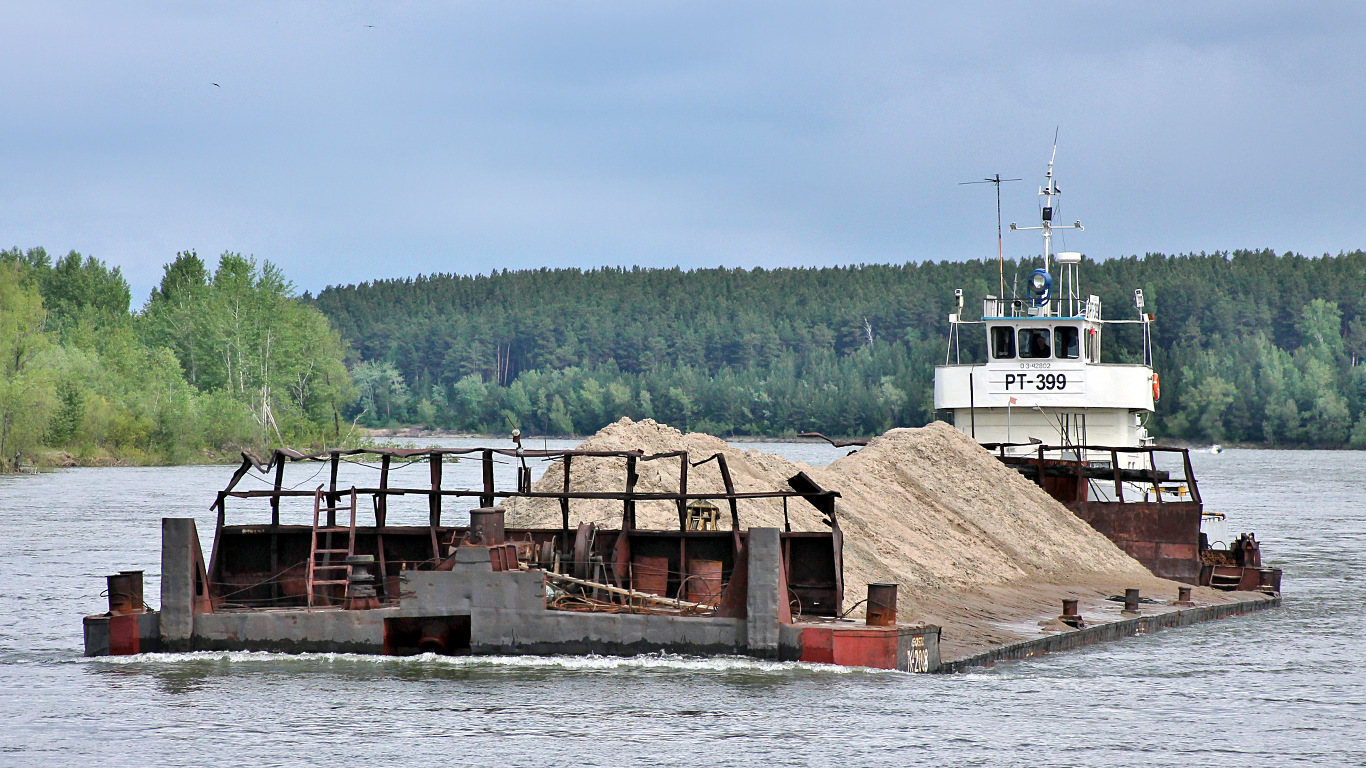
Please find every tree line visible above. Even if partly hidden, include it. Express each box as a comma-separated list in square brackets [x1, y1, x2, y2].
[5, 246, 1363, 466]
[0, 248, 353, 467]
[313, 250, 1366, 447]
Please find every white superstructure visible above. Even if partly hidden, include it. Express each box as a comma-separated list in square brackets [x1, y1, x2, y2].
[934, 147, 1159, 474]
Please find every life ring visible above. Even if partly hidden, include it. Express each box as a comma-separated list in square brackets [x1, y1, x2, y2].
[1152, 373, 1161, 401]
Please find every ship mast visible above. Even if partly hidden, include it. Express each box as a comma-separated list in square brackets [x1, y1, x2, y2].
[1010, 134, 1083, 315]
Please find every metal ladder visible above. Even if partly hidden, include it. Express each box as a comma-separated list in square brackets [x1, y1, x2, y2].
[307, 486, 357, 607]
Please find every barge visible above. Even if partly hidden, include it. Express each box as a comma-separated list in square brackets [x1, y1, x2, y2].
[84, 445, 941, 672]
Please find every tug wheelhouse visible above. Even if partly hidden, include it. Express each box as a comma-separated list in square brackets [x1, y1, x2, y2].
[931, 146, 1280, 592]
[935, 146, 1158, 483]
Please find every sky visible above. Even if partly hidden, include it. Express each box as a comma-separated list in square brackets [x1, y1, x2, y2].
[3, 2, 1365, 303]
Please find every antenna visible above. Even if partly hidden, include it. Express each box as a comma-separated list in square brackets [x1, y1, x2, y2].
[960, 173, 1022, 303]
[1008, 130, 1083, 316]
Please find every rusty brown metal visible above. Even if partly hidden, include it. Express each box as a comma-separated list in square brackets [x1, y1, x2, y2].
[1124, 588, 1141, 613]
[573, 523, 595, 580]
[417, 620, 451, 654]
[624, 455, 638, 530]
[1060, 597, 1083, 627]
[481, 450, 495, 508]
[1258, 568, 1281, 594]
[1175, 586, 1194, 607]
[685, 560, 724, 606]
[106, 572, 140, 615]
[865, 583, 898, 626]
[631, 556, 670, 596]
[205, 442, 845, 617]
[1068, 501, 1202, 583]
[465, 508, 506, 547]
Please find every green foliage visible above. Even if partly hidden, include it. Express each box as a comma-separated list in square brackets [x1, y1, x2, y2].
[315, 250, 1366, 446]
[142, 252, 356, 446]
[0, 247, 356, 468]
[0, 264, 56, 462]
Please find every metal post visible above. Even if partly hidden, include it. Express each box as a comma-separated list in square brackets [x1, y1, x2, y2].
[624, 455, 638, 530]
[1149, 450, 1163, 503]
[428, 452, 442, 560]
[481, 449, 495, 508]
[377, 454, 391, 528]
[1073, 443, 1085, 502]
[715, 455, 740, 530]
[1181, 449, 1202, 504]
[561, 455, 572, 549]
[270, 452, 284, 526]
[677, 454, 689, 531]
[270, 452, 283, 603]
[969, 372, 976, 439]
[328, 452, 340, 527]
[1111, 449, 1124, 502]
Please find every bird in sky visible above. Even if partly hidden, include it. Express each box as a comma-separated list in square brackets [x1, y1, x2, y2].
[211, 82, 220, 88]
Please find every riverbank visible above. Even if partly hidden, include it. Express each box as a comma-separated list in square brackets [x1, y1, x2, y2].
[3, 447, 246, 473]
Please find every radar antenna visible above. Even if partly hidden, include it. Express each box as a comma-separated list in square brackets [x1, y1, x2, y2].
[960, 173, 1021, 302]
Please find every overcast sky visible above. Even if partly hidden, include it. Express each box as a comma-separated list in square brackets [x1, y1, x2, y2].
[3, 2, 1364, 302]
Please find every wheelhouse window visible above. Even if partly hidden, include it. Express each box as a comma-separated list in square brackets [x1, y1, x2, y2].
[1085, 327, 1101, 363]
[1055, 326, 1080, 359]
[990, 326, 1015, 359]
[1018, 328, 1051, 359]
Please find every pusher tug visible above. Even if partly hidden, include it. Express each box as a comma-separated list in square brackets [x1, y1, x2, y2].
[935, 146, 1282, 592]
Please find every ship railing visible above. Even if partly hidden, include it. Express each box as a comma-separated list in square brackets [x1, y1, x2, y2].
[978, 441, 1200, 505]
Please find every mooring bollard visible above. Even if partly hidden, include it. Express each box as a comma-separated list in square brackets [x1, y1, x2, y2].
[1060, 598, 1083, 628]
[1175, 586, 1194, 607]
[1257, 568, 1280, 594]
[866, 583, 898, 626]
[465, 507, 506, 547]
[1123, 588, 1141, 613]
[344, 555, 380, 610]
[105, 571, 136, 612]
[120, 570, 144, 612]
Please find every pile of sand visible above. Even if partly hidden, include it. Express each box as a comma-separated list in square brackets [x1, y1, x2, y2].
[506, 418, 1247, 659]
[507, 418, 1156, 597]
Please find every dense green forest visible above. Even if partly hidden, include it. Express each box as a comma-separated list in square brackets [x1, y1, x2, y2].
[314, 250, 1366, 447]
[0, 248, 353, 468]
[4, 246, 1364, 468]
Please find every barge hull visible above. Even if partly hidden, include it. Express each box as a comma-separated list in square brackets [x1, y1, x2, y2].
[85, 518, 942, 673]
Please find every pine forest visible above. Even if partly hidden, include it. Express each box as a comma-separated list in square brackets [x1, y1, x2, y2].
[3, 246, 1366, 469]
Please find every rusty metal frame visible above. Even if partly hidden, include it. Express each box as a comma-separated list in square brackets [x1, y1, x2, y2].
[204, 444, 845, 615]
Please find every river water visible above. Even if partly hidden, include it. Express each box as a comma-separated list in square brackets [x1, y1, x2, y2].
[0, 442, 1360, 767]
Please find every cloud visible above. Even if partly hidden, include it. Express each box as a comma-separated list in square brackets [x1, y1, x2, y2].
[1, 2, 1363, 302]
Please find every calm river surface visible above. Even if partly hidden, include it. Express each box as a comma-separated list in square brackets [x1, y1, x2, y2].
[0, 441, 1361, 767]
